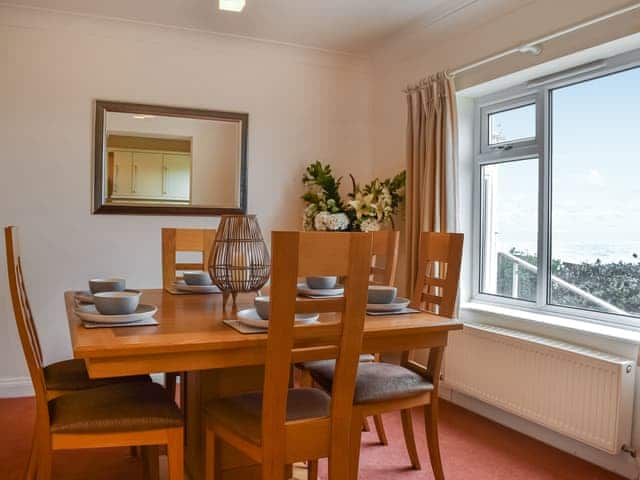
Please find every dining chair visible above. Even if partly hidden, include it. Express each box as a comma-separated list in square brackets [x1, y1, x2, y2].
[369, 230, 400, 286]
[5, 226, 185, 480]
[306, 232, 463, 480]
[161, 227, 216, 401]
[298, 230, 400, 450]
[203, 231, 372, 480]
[3, 227, 151, 402]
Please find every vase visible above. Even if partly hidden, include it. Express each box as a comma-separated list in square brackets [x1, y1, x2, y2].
[208, 215, 271, 308]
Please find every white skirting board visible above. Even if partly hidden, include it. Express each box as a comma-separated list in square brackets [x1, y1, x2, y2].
[0, 373, 168, 398]
[0, 377, 34, 398]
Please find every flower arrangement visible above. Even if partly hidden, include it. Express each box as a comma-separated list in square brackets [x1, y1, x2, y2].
[301, 161, 406, 232]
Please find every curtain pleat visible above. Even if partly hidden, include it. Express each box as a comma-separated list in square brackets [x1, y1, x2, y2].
[405, 72, 459, 292]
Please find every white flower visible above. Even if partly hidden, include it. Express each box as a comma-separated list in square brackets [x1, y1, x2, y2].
[360, 218, 381, 233]
[314, 211, 330, 231]
[325, 213, 350, 231]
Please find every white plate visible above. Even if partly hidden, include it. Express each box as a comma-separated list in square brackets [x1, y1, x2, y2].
[366, 297, 411, 312]
[75, 289, 140, 304]
[174, 281, 221, 294]
[236, 308, 319, 328]
[297, 283, 344, 297]
[74, 304, 157, 324]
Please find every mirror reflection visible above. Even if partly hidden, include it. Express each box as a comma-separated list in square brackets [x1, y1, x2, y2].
[94, 102, 247, 215]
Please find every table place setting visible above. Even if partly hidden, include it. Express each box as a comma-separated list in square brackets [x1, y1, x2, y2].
[366, 285, 418, 316]
[296, 275, 344, 298]
[73, 278, 159, 328]
[225, 294, 320, 334]
[167, 271, 222, 295]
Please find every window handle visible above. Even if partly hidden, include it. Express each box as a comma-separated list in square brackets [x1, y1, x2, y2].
[493, 144, 513, 151]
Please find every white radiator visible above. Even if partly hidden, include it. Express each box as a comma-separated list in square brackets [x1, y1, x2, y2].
[444, 323, 635, 454]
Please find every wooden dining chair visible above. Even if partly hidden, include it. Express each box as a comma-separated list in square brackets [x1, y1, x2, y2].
[161, 227, 216, 291]
[369, 230, 400, 286]
[306, 232, 463, 480]
[3, 227, 151, 403]
[5, 226, 185, 480]
[203, 231, 372, 480]
[298, 230, 400, 449]
[161, 227, 216, 401]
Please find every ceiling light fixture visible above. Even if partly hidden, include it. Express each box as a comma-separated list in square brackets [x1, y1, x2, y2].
[219, 0, 245, 12]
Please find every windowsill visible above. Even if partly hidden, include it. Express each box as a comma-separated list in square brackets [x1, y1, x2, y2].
[461, 301, 640, 345]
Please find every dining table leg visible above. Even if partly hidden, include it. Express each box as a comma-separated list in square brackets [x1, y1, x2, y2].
[184, 367, 266, 480]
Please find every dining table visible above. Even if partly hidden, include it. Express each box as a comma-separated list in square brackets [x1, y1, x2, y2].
[65, 289, 463, 480]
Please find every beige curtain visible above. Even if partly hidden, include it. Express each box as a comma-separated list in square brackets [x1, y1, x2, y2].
[405, 72, 459, 291]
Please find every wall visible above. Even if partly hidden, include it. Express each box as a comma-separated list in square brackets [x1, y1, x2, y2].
[0, 5, 372, 389]
[371, 0, 640, 297]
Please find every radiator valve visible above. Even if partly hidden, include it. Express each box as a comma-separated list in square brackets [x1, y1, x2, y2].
[622, 444, 636, 458]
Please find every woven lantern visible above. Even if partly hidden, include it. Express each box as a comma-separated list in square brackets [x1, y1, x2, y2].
[208, 215, 271, 307]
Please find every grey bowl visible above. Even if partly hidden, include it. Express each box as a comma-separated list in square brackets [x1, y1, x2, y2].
[183, 271, 213, 286]
[254, 296, 270, 320]
[367, 285, 397, 304]
[89, 278, 126, 294]
[306, 276, 337, 290]
[93, 291, 141, 315]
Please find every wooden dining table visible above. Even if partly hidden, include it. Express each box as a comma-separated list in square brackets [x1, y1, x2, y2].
[65, 289, 462, 480]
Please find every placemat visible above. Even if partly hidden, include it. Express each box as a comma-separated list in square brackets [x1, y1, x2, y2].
[297, 294, 344, 299]
[166, 287, 192, 295]
[366, 307, 421, 316]
[166, 285, 222, 295]
[82, 318, 159, 329]
[223, 319, 267, 334]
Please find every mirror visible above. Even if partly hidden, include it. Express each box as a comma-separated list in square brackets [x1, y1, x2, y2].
[93, 101, 247, 215]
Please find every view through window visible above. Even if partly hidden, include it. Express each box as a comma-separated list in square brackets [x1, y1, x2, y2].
[550, 67, 640, 317]
[478, 62, 640, 321]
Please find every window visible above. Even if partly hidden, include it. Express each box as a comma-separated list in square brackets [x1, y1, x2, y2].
[488, 103, 536, 145]
[480, 158, 538, 302]
[474, 51, 640, 326]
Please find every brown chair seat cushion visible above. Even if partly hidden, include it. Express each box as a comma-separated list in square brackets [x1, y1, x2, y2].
[44, 358, 150, 391]
[306, 361, 433, 405]
[205, 388, 330, 445]
[49, 382, 183, 434]
[297, 353, 375, 372]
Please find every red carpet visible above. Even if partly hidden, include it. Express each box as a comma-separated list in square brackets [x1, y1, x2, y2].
[0, 396, 624, 479]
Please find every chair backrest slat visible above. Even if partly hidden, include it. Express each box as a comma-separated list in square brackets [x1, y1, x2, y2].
[5, 226, 49, 416]
[161, 228, 216, 290]
[369, 230, 400, 286]
[261, 231, 371, 476]
[410, 232, 464, 319]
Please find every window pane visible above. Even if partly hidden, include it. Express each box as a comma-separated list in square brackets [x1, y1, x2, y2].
[480, 159, 538, 301]
[550, 67, 640, 318]
[488, 104, 536, 145]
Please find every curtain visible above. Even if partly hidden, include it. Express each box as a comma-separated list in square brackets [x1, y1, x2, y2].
[405, 71, 459, 292]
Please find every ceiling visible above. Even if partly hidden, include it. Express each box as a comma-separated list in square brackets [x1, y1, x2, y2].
[6, 0, 501, 55]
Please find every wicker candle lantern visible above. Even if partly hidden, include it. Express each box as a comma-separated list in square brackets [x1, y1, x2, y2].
[208, 215, 271, 307]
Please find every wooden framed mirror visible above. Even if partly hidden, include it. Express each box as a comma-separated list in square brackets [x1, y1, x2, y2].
[93, 100, 248, 215]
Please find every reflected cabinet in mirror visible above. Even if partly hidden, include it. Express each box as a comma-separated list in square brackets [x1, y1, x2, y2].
[93, 101, 247, 215]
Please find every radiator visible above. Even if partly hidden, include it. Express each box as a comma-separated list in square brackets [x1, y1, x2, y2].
[444, 322, 635, 454]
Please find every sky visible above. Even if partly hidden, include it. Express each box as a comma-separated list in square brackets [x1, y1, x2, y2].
[487, 65, 640, 264]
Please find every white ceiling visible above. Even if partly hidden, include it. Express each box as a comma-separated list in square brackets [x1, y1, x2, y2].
[5, 0, 504, 55]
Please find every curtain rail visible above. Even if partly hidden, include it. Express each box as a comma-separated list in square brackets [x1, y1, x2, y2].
[449, 2, 640, 77]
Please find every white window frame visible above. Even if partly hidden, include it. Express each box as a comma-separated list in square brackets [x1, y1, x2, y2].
[480, 95, 538, 154]
[471, 47, 640, 330]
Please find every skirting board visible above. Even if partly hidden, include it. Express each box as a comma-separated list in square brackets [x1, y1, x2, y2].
[440, 385, 639, 479]
[0, 373, 168, 398]
[0, 377, 34, 398]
